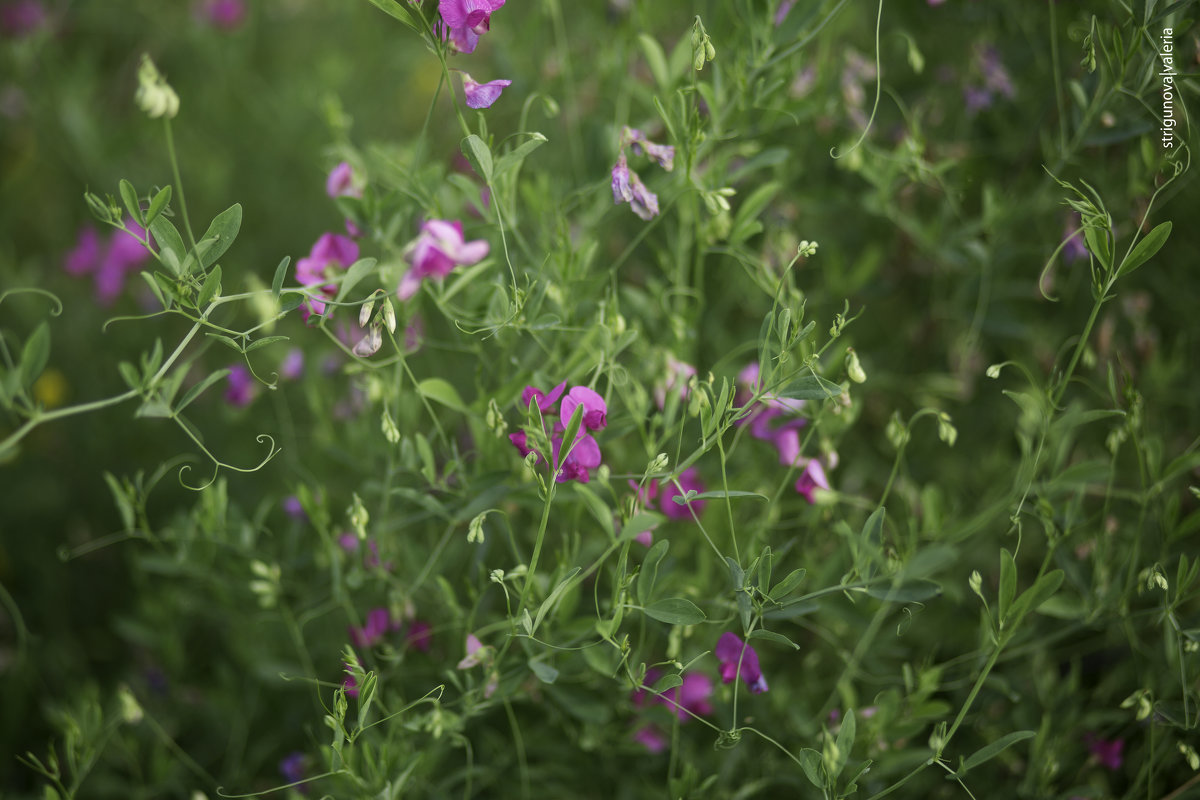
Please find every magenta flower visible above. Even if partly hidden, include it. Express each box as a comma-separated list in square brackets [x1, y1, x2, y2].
[794, 458, 830, 504]
[342, 660, 363, 697]
[560, 385, 608, 431]
[658, 672, 715, 721]
[225, 364, 256, 407]
[460, 72, 512, 109]
[197, 0, 246, 31]
[632, 725, 669, 753]
[349, 607, 393, 649]
[397, 219, 489, 301]
[295, 233, 359, 318]
[438, 0, 506, 54]
[521, 380, 567, 414]
[326, 161, 362, 199]
[1086, 734, 1124, 770]
[660, 467, 706, 521]
[279, 348, 305, 380]
[714, 632, 768, 694]
[552, 431, 603, 483]
[611, 152, 660, 221]
[406, 620, 433, 652]
[0, 0, 46, 38]
[64, 223, 153, 305]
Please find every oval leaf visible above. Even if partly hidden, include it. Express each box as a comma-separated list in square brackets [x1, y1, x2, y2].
[644, 598, 706, 625]
[1117, 220, 1171, 279]
[199, 203, 242, 269]
[417, 378, 469, 414]
[961, 730, 1036, 772]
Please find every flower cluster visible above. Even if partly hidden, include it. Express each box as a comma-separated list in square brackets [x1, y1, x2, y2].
[63, 223, 153, 306]
[509, 382, 608, 483]
[736, 363, 831, 503]
[611, 126, 674, 220]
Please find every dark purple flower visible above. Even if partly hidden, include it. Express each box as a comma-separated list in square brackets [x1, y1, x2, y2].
[224, 364, 256, 407]
[1086, 734, 1124, 770]
[0, 0, 46, 38]
[438, 0, 506, 54]
[279, 751, 306, 785]
[660, 467, 706, 521]
[397, 219, 488, 301]
[715, 632, 768, 694]
[349, 607, 393, 648]
[460, 72, 512, 109]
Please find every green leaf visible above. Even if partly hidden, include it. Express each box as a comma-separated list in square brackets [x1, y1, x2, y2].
[135, 400, 172, 418]
[1117, 220, 1171, 279]
[493, 133, 549, 182]
[637, 539, 668, 606]
[197, 265, 222, 308]
[680, 490, 768, 502]
[779, 374, 843, 400]
[1083, 224, 1111, 269]
[725, 556, 745, 588]
[748, 628, 799, 650]
[638, 33, 670, 89]
[417, 378, 469, 415]
[118, 361, 141, 390]
[175, 369, 232, 413]
[335, 257, 379, 302]
[140, 270, 169, 310]
[271, 256, 290, 299]
[619, 511, 664, 541]
[18, 322, 50, 389]
[364, 0, 419, 30]
[244, 335, 290, 353]
[534, 567, 581, 633]
[960, 730, 1036, 773]
[730, 181, 781, 244]
[651, 672, 683, 693]
[461, 134, 493, 182]
[198, 203, 242, 269]
[832, 708, 856, 779]
[558, 403, 585, 466]
[999, 549, 1017, 622]
[145, 185, 171, 227]
[862, 506, 885, 544]
[205, 333, 243, 352]
[757, 546, 773, 591]
[149, 216, 187, 276]
[768, 568, 807, 601]
[119, 179, 143, 225]
[528, 659, 558, 684]
[1008, 570, 1064, 623]
[644, 597, 706, 625]
[798, 748, 825, 789]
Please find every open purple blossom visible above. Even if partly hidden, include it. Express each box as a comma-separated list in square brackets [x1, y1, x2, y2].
[521, 380, 567, 414]
[397, 219, 488, 301]
[225, 364, 256, 407]
[551, 431, 603, 483]
[295, 232, 359, 319]
[64, 223, 153, 306]
[611, 152, 660, 220]
[279, 348, 305, 380]
[714, 632, 768, 694]
[460, 72, 512, 109]
[560, 385, 608, 431]
[794, 458, 830, 504]
[278, 751, 307, 786]
[438, 0, 506, 54]
[660, 467, 706, 520]
[349, 607, 395, 649]
[326, 161, 362, 199]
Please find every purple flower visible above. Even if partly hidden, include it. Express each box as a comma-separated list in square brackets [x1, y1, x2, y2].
[0, 0, 46, 38]
[658, 672, 715, 721]
[397, 219, 489, 301]
[282, 495, 306, 519]
[1086, 734, 1124, 770]
[774, 0, 795, 25]
[438, 0, 506, 54]
[521, 380, 567, 414]
[964, 86, 993, 114]
[714, 632, 768, 694]
[225, 364, 256, 407]
[623, 127, 675, 171]
[278, 751, 306, 785]
[457, 633, 486, 669]
[65, 228, 103, 276]
[405, 620, 432, 652]
[1063, 212, 1088, 263]
[559, 385, 608, 431]
[295, 233, 359, 318]
[460, 72, 512, 109]
[794, 458, 830, 504]
[280, 348, 305, 380]
[632, 725, 669, 753]
[338, 532, 359, 551]
[660, 467, 706, 521]
[64, 223, 153, 305]
[552, 431, 602, 483]
[349, 607, 393, 649]
[326, 161, 362, 199]
[611, 153, 660, 220]
[979, 46, 1016, 99]
[197, 0, 246, 31]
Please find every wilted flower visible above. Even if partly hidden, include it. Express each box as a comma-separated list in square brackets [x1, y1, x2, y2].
[460, 72, 512, 109]
[438, 0, 506, 54]
[623, 127, 675, 171]
[611, 152, 660, 220]
[397, 219, 489, 300]
[714, 632, 768, 694]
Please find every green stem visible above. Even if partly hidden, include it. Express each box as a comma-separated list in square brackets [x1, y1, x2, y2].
[163, 118, 198, 253]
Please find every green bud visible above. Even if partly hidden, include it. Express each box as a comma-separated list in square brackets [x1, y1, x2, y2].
[135, 54, 179, 120]
[117, 684, 144, 724]
[846, 348, 867, 384]
[381, 408, 400, 444]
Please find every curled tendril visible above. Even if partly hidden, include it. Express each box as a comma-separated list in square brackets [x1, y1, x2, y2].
[177, 433, 280, 491]
[831, 0, 883, 160]
[0, 287, 64, 316]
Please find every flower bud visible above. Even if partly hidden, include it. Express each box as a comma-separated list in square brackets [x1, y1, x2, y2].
[359, 297, 375, 328]
[135, 54, 179, 120]
[846, 348, 867, 384]
[381, 297, 397, 334]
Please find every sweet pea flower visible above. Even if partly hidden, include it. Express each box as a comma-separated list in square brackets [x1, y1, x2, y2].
[295, 233, 359, 318]
[64, 223, 153, 305]
[278, 751, 306, 785]
[794, 458, 830, 504]
[632, 725, 669, 753]
[283, 495, 306, 520]
[660, 467, 706, 521]
[326, 161, 363, 199]
[397, 219, 488, 300]
[197, 0, 246, 31]
[623, 127, 675, 171]
[521, 380, 567, 414]
[714, 632, 768, 694]
[349, 607, 393, 649]
[0, 0, 47, 38]
[457, 633, 487, 669]
[438, 0, 506, 54]
[774, 0, 795, 25]
[1086, 734, 1124, 770]
[460, 72, 512, 109]
[225, 364, 256, 407]
[611, 152, 660, 220]
[279, 348, 305, 380]
[405, 620, 433, 652]
[552, 431, 602, 483]
[658, 672, 715, 721]
[559, 385, 608, 431]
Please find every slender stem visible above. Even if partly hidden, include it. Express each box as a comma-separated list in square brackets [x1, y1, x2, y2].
[163, 118, 198, 253]
[516, 482, 556, 620]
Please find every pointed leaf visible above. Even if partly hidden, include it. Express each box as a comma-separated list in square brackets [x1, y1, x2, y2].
[198, 204, 242, 268]
[644, 598, 706, 625]
[779, 374, 843, 400]
[748, 628, 799, 650]
[769, 568, 807, 601]
[18, 322, 50, 389]
[145, 185, 171, 227]
[197, 265, 222, 308]
[271, 255, 290, 299]
[1117, 220, 1171, 279]
[619, 510, 664, 541]
[417, 377, 469, 414]
[175, 368, 232, 413]
[528, 659, 558, 684]
[119, 179, 143, 225]
[637, 539, 668, 606]
[149, 216, 186, 276]
[364, 0, 419, 30]
[534, 567, 581, 633]
[244, 335, 290, 353]
[999, 549, 1017, 622]
[335, 257, 379, 302]
[461, 134, 493, 181]
[961, 730, 1035, 773]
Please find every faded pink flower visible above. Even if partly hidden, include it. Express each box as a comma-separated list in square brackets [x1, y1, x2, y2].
[460, 72, 512, 109]
[326, 161, 362, 199]
[224, 364, 256, 407]
[794, 458, 830, 504]
[397, 219, 488, 300]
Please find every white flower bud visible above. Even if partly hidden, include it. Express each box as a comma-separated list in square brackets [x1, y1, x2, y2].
[135, 54, 179, 120]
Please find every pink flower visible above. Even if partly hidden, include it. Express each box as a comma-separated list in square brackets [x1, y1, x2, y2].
[521, 380, 567, 414]
[326, 161, 362, 199]
[460, 72, 512, 109]
[714, 632, 768, 694]
[197, 0, 246, 30]
[64, 228, 103, 277]
[279, 348, 305, 380]
[559, 385, 608, 431]
[1086, 734, 1124, 770]
[551, 431, 602, 483]
[660, 468, 706, 521]
[438, 0, 506, 54]
[64, 223, 153, 305]
[794, 459, 830, 504]
[397, 219, 488, 301]
[225, 364, 256, 407]
[457, 633, 487, 669]
[295, 233, 359, 318]
[632, 725, 668, 753]
[349, 607, 393, 649]
[405, 620, 433, 652]
[611, 152, 659, 220]
[658, 672, 714, 721]
[0, 0, 46, 38]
